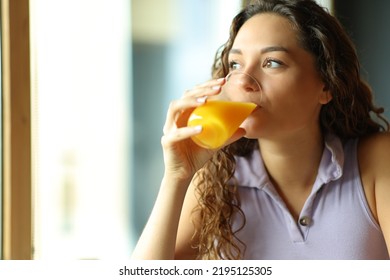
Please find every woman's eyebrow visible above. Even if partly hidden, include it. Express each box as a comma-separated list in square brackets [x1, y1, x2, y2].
[229, 48, 242, 55]
[260, 46, 289, 54]
[229, 46, 289, 55]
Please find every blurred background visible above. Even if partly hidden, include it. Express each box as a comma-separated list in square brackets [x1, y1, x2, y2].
[29, 0, 243, 259]
[2, 0, 389, 259]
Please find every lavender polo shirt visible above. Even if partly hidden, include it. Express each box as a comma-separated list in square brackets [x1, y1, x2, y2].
[231, 134, 389, 259]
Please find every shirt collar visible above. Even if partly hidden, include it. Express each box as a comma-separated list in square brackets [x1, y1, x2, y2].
[233, 133, 344, 189]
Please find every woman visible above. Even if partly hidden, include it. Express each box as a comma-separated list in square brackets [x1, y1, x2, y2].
[131, 0, 390, 259]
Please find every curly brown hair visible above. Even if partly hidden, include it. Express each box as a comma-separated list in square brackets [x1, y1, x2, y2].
[191, 0, 389, 259]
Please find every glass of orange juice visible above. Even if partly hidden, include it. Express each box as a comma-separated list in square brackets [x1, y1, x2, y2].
[187, 72, 261, 149]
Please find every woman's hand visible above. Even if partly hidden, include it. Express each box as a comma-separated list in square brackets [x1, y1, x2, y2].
[161, 77, 245, 181]
[161, 78, 224, 180]
[132, 77, 246, 260]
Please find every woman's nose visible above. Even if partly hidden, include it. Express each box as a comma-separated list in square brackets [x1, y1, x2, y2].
[226, 71, 261, 92]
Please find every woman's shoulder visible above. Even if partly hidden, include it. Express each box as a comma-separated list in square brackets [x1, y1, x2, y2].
[357, 131, 390, 227]
[358, 131, 390, 253]
[358, 131, 390, 163]
[357, 131, 390, 185]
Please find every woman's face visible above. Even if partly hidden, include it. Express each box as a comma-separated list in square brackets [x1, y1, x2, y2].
[227, 13, 331, 139]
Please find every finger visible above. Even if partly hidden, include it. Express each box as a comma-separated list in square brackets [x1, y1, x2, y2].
[183, 77, 225, 98]
[163, 97, 207, 134]
[195, 77, 225, 89]
[183, 85, 221, 99]
[161, 125, 203, 148]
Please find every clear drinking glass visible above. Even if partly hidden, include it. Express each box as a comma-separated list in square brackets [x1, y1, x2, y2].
[187, 71, 261, 149]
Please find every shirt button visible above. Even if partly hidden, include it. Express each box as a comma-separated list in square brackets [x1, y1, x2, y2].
[299, 216, 312, 226]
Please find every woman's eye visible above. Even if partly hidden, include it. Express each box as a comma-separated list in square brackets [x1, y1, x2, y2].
[263, 58, 283, 68]
[228, 61, 241, 71]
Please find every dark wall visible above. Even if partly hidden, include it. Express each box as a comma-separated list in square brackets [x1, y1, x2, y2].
[334, 0, 390, 120]
[132, 42, 167, 236]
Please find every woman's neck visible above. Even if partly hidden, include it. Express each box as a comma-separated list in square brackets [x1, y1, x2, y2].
[258, 129, 325, 218]
[259, 131, 324, 219]
[259, 130, 324, 190]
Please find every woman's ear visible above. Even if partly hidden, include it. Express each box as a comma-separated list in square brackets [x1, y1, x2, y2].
[319, 86, 332, 104]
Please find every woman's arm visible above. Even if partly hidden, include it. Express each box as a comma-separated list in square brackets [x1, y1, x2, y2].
[371, 133, 390, 254]
[130, 175, 193, 259]
[131, 78, 227, 259]
[359, 132, 390, 255]
[175, 176, 202, 259]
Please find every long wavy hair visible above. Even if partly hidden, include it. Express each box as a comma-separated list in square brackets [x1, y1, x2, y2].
[191, 0, 389, 259]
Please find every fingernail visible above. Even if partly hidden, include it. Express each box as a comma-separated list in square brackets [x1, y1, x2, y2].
[196, 96, 207, 103]
[193, 125, 202, 132]
[217, 77, 225, 82]
[212, 85, 221, 90]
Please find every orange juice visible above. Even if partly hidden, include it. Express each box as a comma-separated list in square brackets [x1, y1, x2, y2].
[187, 100, 257, 149]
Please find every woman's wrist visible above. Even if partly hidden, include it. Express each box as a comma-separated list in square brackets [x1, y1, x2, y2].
[162, 170, 195, 186]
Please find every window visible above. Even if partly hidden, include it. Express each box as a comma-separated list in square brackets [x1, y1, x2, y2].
[1, 0, 260, 259]
[30, 0, 132, 259]
[29, 0, 243, 259]
[131, 0, 242, 243]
